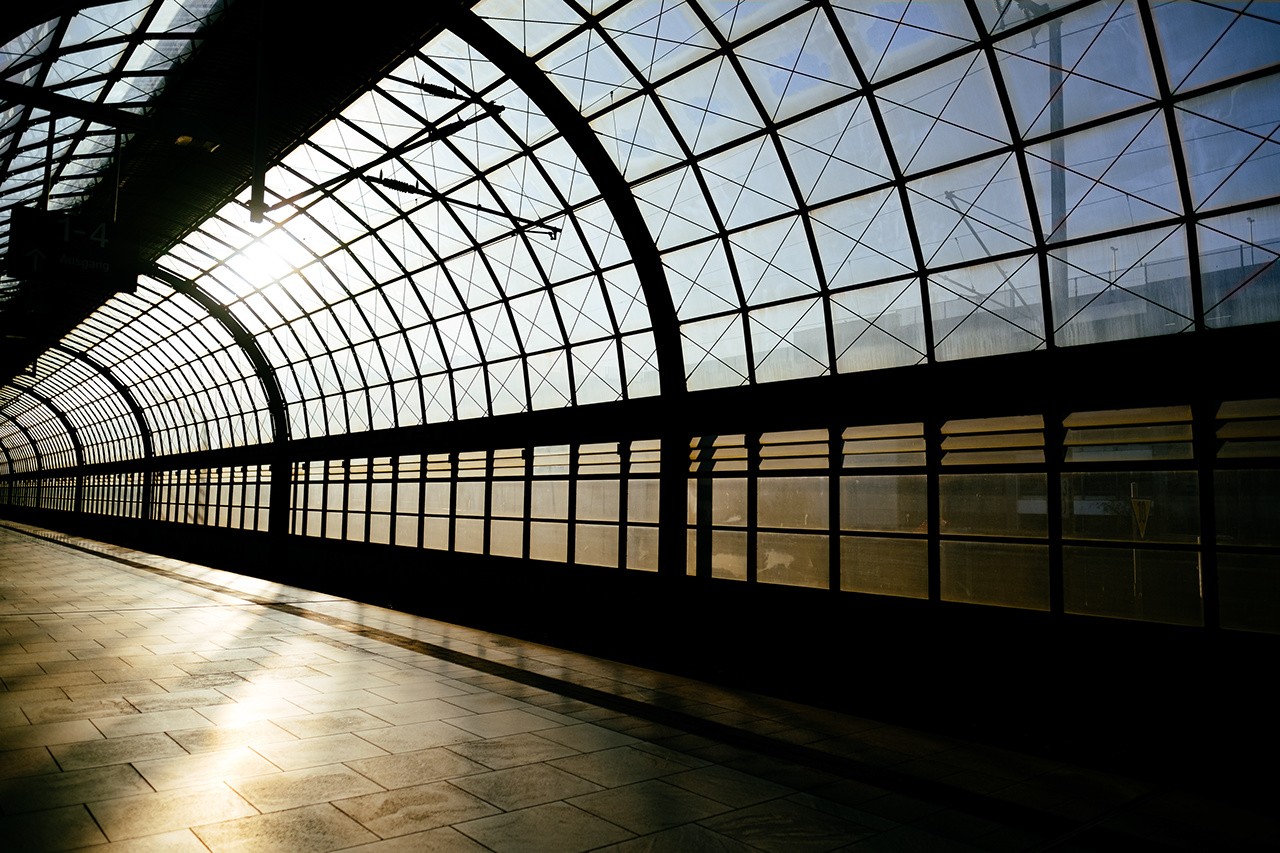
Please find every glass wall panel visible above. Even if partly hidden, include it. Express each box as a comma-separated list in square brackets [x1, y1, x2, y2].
[940, 473, 1048, 538]
[491, 519, 523, 558]
[709, 530, 749, 582]
[757, 477, 828, 530]
[530, 521, 567, 562]
[758, 532, 828, 589]
[576, 523, 618, 568]
[1063, 546, 1202, 626]
[1218, 553, 1280, 634]
[627, 526, 659, 572]
[1061, 472, 1199, 544]
[941, 541, 1050, 610]
[840, 475, 926, 533]
[1215, 469, 1280, 548]
[841, 536, 927, 599]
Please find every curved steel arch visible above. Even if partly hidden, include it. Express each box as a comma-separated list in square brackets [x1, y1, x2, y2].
[18, 386, 85, 471]
[51, 344, 154, 464]
[0, 408, 43, 474]
[16, 386, 86, 513]
[447, 7, 685, 400]
[148, 266, 290, 447]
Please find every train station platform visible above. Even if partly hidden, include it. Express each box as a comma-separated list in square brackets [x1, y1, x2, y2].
[0, 522, 1273, 852]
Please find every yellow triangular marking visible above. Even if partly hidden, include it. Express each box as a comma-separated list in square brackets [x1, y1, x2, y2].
[1132, 499, 1152, 539]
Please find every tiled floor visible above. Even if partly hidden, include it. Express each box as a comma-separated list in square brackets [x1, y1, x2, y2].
[0, 522, 1273, 852]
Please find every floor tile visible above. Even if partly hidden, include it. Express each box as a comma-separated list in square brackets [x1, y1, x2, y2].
[665, 764, 797, 807]
[451, 762, 604, 810]
[354, 718, 479, 753]
[334, 780, 501, 837]
[0, 744, 61, 779]
[445, 731, 582, 769]
[133, 746, 281, 790]
[194, 803, 380, 853]
[700, 798, 876, 852]
[271, 708, 393, 738]
[447, 708, 561, 738]
[71, 827, 212, 852]
[549, 745, 691, 788]
[536, 722, 639, 752]
[228, 763, 386, 812]
[345, 746, 489, 788]
[2, 525, 1271, 853]
[94, 708, 215, 738]
[596, 823, 760, 852]
[337, 825, 491, 852]
[88, 782, 259, 841]
[254, 731, 389, 770]
[168, 720, 297, 753]
[569, 778, 730, 834]
[0, 803, 108, 852]
[0, 763, 154, 813]
[50, 731, 188, 770]
[456, 801, 634, 853]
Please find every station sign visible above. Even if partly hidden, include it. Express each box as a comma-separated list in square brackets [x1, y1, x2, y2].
[5, 206, 138, 293]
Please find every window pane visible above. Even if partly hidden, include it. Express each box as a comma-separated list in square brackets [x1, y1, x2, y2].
[941, 541, 1049, 610]
[1062, 472, 1199, 544]
[940, 473, 1047, 537]
[1063, 546, 1202, 626]
[758, 532, 828, 589]
[841, 475, 927, 533]
[758, 477, 828, 530]
[840, 536, 927, 599]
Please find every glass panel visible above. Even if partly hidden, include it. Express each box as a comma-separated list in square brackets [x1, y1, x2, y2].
[706, 478, 747, 527]
[395, 514, 419, 547]
[758, 532, 828, 589]
[1063, 546, 1203, 626]
[455, 517, 484, 554]
[1198, 209, 1280, 329]
[1218, 553, 1280, 634]
[424, 516, 449, 550]
[710, 530, 747, 581]
[626, 526, 659, 572]
[369, 514, 390, 545]
[491, 481, 524, 518]
[576, 523, 618, 567]
[1051, 229, 1194, 346]
[840, 536, 927, 599]
[841, 475, 927, 533]
[940, 474, 1048, 537]
[628, 479, 660, 523]
[929, 255, 1045, 360]
[940, 541, 1050, 610]
[531, 480, 568, 519]
[576, 479, 620, 522]
[1215, 470, 1280, 548]
[1061, 472, 1199, 544]
[424, 482, 451, 514]
[757, 477, 828, 530]
[491, 519, 523, 558]
[456, 481, 485, 517]
[530, 521, 567, 562]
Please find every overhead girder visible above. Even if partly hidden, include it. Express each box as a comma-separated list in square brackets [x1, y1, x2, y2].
[0, 410, 41, 474]
[51, 344, 153, 464]
[446, 7, 684, 401]
[18, 385, 84, 471]
[148, 266, 289, 447]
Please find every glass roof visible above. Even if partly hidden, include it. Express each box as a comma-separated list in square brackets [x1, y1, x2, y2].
[0, 0, 224, 245]
[2, 0, 1279, 470]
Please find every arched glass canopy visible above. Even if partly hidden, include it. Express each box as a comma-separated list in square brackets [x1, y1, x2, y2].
[1, 0, 1278, 630]
[6, 0, 1277, 454]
